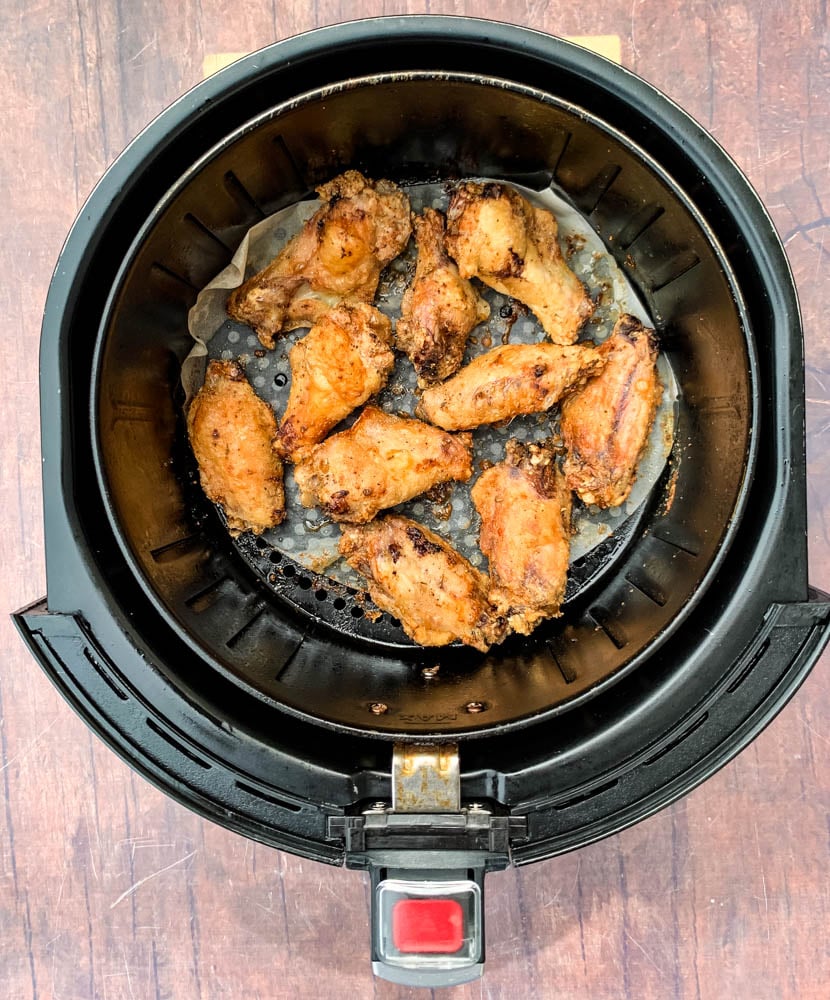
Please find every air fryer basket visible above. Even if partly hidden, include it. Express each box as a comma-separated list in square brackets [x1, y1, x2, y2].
[15, 15, 830, 987]
[94, 71, 754, 735]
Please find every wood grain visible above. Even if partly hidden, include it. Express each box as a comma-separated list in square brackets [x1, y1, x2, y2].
[1, 2, 829, 998]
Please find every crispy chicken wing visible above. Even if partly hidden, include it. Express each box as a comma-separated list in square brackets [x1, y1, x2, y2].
[274, 302, 394, 461]
[187, 360, 285, 535]
[339, 515, 505, 651]
[416, 342, 605, 431]
[294, 406, 473, 523]
[561, 314, 662, 508]
[472, 440, 571, 635]
[445, 182, 594, 344]
[227, 171, 411, 348]
[395, 208, 490, 382]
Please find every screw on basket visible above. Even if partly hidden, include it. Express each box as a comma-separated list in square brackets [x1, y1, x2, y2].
[465, 701, 486, 714]
[369, 702, 389, 715]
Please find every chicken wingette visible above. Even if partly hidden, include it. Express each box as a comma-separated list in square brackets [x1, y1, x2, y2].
[445, 181, 593, 344]
[227, 171, 411, 348]
[339, 515, 505, 651]
[187, 360, 285, 534]
[472, 440, 571, 635]
[274, 303, 394, 461]
[293, 406, 473, 523]
[395, 208, 490, 382]
[416, 342, 604, 431]
[561, 314, 662, 508]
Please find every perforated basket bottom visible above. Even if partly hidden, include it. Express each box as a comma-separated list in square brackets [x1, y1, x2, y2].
[186, 179, 677, 646]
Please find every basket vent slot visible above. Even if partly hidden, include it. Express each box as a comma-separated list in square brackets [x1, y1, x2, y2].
[624, 569, 667, 607]
[150, 533, 202, 564]
[83, 646, 128, 702]
[272, 134, 306, 188]
[546, 641, 577, 684]
[223, 169, 266, 218]
[588, 606, 628, 650]
[584, 163, 622, 216]
[649, 250, 701, 293]
[727, 638, 772, 694]
[235, 781, 304, 813]
[146, 718, 211, 770]
[554, 778, 619, 811]
[643, 712, 709, 766]
[184, 575, 230, 614]
[225, 603, 267, 649]
[615, 202, 665, 250]
[150, 261, 198, 292]
[183, 212, 234, 254]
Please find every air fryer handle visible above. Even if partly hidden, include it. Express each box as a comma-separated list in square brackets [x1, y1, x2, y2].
[366, 859, 487, 987]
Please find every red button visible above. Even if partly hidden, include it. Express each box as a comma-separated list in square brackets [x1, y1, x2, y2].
[392, 898, 464, 954]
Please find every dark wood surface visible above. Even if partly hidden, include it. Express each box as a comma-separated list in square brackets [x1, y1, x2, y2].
[2, 2, 829, 997]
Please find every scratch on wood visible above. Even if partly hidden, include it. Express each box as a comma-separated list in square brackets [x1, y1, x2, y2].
[110, 850, 198, 909]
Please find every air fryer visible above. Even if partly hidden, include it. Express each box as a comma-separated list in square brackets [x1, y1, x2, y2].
[14, 17, 830, 988]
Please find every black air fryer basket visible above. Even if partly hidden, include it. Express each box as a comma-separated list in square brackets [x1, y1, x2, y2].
[15, 17, 830, 987]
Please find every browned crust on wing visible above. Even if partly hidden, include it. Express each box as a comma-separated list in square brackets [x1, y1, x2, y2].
[395, 208, 490, 382]
[186, 360, 285, 535]
[274, 302, 394, 461]
[227, 170, 411, 348]
[472, 440, 571, 635]
[415, 342, 605, 431]
[339, 515, 506, 651]
[445, 181, 594, 344]
[294, 406, 473, 523]
[561, 314, 662, 508]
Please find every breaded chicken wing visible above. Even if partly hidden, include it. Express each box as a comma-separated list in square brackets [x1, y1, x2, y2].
[227, 171, 411, 348]
[561, 314, 662, 508]
[472, 440, 571, 635]
[395, 208, 490, 382]
[416, 342, 605, 431]
[294, 406, 472, 523]
[274, 303, 394, 461]
[445, 182, 593, 344]
[339, 515, 505, 651]
[187, 360, 285, 535]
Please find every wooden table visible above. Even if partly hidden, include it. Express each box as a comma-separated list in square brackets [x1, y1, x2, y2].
[2, 3, 829, 998]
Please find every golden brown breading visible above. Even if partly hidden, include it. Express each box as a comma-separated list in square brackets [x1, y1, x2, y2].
[416, 342, 605, 431]
[187, 360, 285, 535]
[293, 406, 473, 523]
[445, 181, 593, 344]
[339, 515, 505, 651]
[395, 208, 490, 382]
[227, 171, 411, 348]
[274, 303, 394, 462]
[561, 314, 662, 508]
[472, 440, 571, 635]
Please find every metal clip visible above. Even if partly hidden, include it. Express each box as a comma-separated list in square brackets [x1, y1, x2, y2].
[392, 743, 460, 813]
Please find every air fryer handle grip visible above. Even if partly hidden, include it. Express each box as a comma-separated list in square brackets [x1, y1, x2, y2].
[366, 861, 487, 987]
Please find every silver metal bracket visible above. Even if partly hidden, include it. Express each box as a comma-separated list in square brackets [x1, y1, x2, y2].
[392, 742, 460, 813]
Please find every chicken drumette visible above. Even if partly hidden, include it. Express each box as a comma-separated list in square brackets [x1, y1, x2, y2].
[227, 171, 411, 348]
[274, 302, 394, 462]
[293, 406, 473, 523]
[395, 208, 490, 382]
[445, 181, 594, 345]
[561, 314, 662, 508]
[187, 360, 285, 535]
[416, 342, 605, 431]
[472, 440, 572, 635]
[339, 515, 505, 651]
